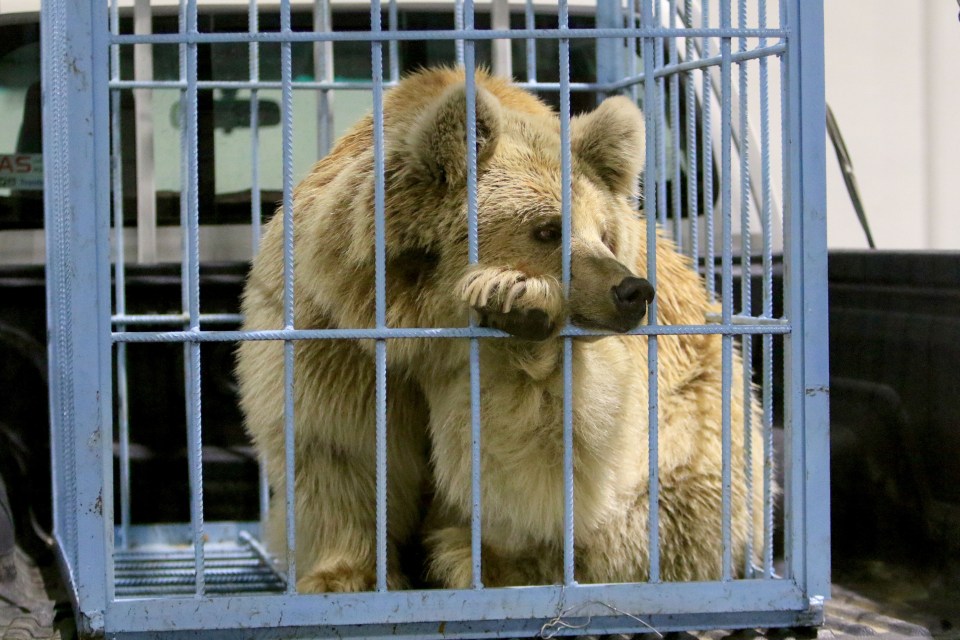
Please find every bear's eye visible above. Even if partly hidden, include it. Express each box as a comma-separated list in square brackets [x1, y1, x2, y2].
[532, 222, 562, 244]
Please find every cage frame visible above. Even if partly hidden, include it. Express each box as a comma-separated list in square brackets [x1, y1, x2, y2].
[42, 0, 828, 637]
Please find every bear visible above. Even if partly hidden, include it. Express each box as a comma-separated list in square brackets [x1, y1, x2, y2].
[368, 73, 768, 587]
[236, 67, 553, 592]
[235, 66, 768, 592]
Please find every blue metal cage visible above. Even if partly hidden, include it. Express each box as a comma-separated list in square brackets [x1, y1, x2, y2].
[42, 0, 829, 637]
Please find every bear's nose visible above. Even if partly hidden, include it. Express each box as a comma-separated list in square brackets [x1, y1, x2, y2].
[612, 277, 655, 317]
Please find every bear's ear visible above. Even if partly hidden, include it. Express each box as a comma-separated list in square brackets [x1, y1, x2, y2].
[571, 95, 645, 196]
[406, 83, 502, 186]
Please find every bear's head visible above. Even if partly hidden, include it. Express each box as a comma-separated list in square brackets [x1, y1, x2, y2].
[387, 77, 655, 341]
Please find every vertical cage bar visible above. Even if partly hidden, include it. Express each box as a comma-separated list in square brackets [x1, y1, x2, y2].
[641, 0, 660, 584]
[558, 0, 575, 587]
[110, 0, 131, 552]
[133, 0, 157, 265]
[370, 0, 390, 593]
[490, 0, 511, 78]
[783, 0, 830, 602]
[702, 0, 715, 296]
[388, 0, 400, 83]
[596, 0, 623, 101]
[250, 0, 262, 250]
[736, 0, 754, 578]
[314, 0, 334, 157]
[684, 0, 698, 263]
[280, 0, 297, 593]
[176, 0, 193, 585]
[627, 0, 639, 105]
[463, 0, 484, 590]
[758, 0, 776, 578]
[655, 13, 667, 230]
[669, 0, 682, 246]
[184, 0, 206, 596]
[249, 0, 270, 535]
[524, 0, 536, 82]
[779, 0, 791, 583]
[455, 0, 465, 66]
[719, 0, 733, 583]
[42, 0, 113, 622]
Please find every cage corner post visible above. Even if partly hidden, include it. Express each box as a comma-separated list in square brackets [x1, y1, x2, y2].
[41, 0, 114, 634]
[782, 0, 830, 618]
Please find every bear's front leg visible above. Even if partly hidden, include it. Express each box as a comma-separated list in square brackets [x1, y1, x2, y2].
[459, 267, 564, 341]
[242, 337, 429, 594]
[425, 524, 563, 589]
[297, 560, 405, 593]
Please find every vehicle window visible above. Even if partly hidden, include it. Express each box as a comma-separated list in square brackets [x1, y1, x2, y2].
[0, 10, 602, 238]
[0, 23, 42, 231]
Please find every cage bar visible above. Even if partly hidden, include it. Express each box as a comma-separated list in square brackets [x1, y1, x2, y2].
[684, 0, 699, 261]
[782, 0, 830, 603]
[525, 0, 537, 82]
[719, 0, 734, 582]
[314, 0, 334, 158]
[558, 0, 576, 587]
[182, 0, 207, 597]
[110, 26, 789, 46]
[736, 0, 755, 578]
[462, 0, 484, 591]
[758, 0, 777, 579]
[109, 0, 131, 552]
[369, 0, 389, 594]
[279, 0, 297, 593]
[641, 0, 661, 585]
[249, 0, 263, 250]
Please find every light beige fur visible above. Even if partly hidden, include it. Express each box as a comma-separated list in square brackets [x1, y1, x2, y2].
[236, 67, 767, 592]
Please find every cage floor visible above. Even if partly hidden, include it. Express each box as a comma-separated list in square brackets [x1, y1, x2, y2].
[113, 529, 285, 598]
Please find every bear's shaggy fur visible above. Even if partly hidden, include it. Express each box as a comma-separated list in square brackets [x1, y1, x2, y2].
[236, 67, 767, 591]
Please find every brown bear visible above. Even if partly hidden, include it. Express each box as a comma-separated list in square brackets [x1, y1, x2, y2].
[236, 66, 767, 592]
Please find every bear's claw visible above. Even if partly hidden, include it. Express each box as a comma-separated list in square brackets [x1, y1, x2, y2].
[479, 307, 555, 341]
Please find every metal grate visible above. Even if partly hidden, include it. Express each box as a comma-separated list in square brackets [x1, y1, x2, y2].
[114, 530, 284, 598]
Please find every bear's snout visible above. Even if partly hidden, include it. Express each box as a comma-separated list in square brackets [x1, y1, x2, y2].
[611, 276, 655, 328]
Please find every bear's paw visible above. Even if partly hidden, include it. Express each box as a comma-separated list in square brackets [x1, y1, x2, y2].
[460, 267, 563, 341]
[296, 563, 405, 593]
